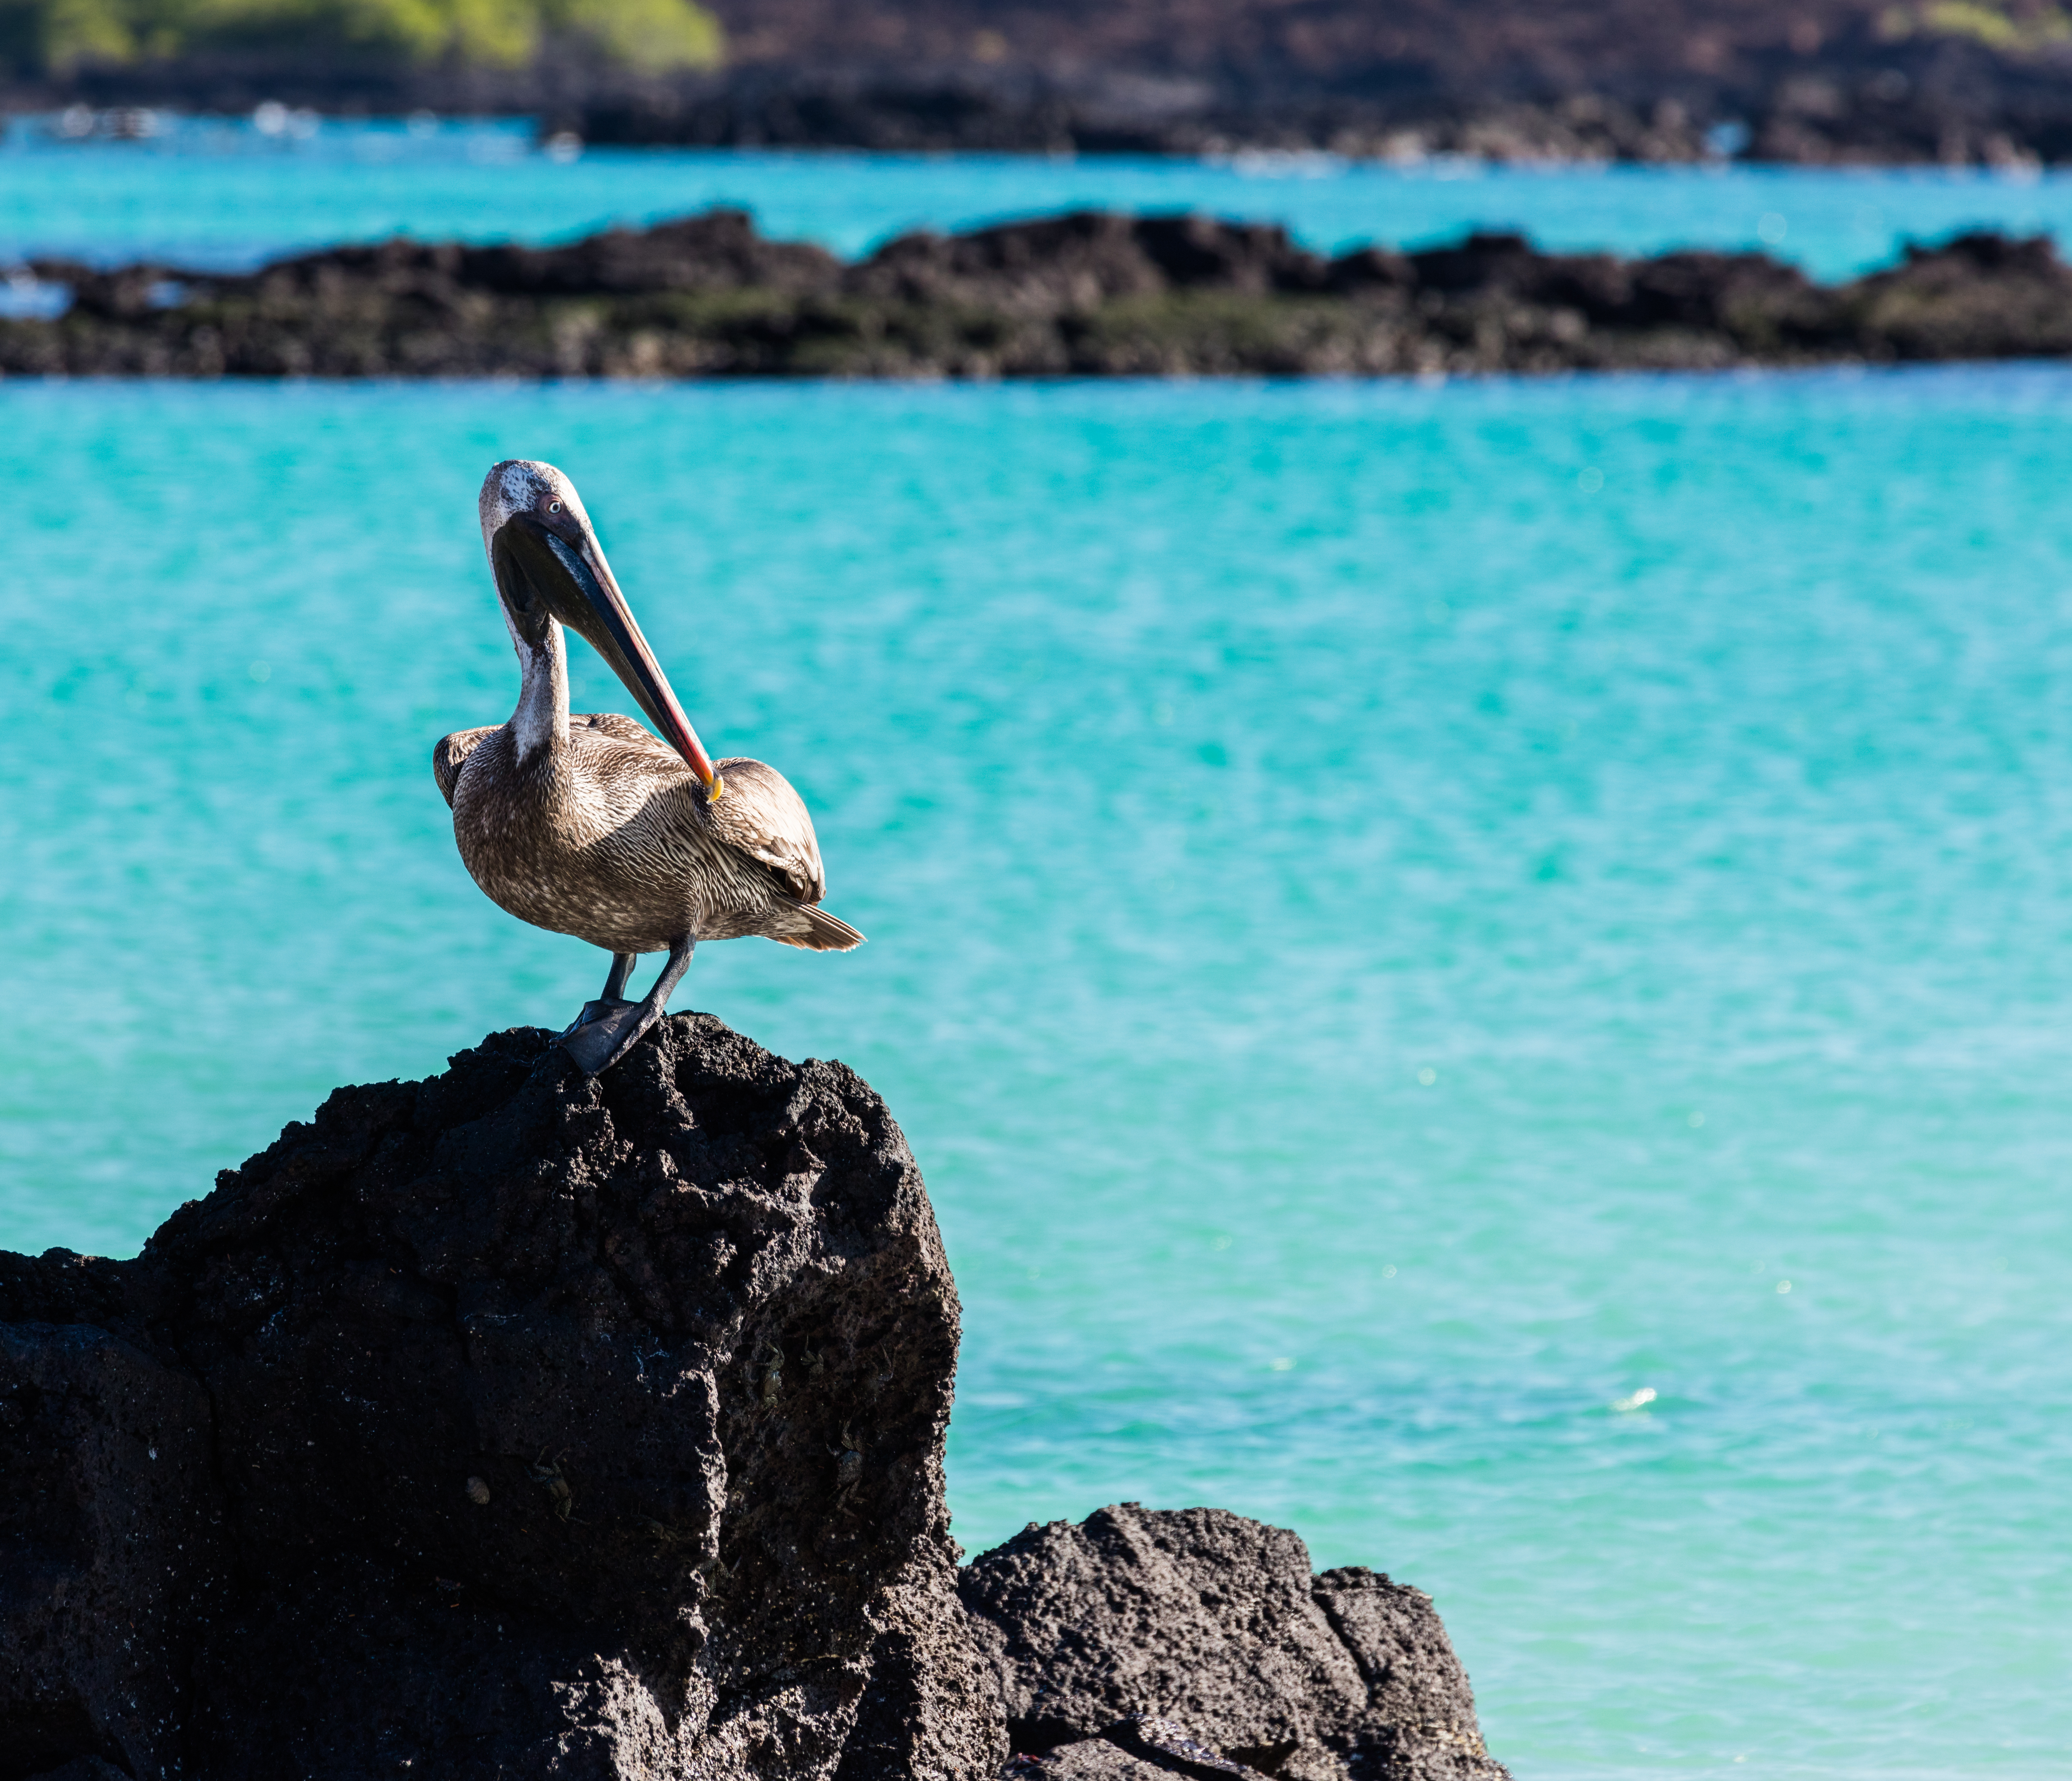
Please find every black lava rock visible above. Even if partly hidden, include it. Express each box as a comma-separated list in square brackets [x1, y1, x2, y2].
[10, 207, 2072, 379]
[961, 1504, 1507, 1781]
[0, 1016, 1006, 1781]
[2, 1020, 1512, 1780]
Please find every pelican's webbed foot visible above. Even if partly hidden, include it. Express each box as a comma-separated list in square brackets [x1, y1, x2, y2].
[557, 952, 639, 1068]
[560, 1000, 654, 1074]
[564, 996, 637, 1034]
[557, 937, 697, 1076]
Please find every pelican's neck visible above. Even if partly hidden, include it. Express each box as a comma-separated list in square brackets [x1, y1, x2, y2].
[511, 619, 570, 763]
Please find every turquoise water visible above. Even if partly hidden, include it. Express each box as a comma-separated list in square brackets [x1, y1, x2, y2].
[11, 115, 2072, 277]
[2, 371, 2068, 1775]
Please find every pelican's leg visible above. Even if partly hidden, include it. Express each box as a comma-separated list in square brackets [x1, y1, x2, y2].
[562, 951, 640, 1036]
[559, 935, 697, 1076]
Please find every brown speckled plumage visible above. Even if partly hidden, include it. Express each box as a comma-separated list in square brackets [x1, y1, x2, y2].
[435, 459, 862, 974]
[437, 716, 858, 954]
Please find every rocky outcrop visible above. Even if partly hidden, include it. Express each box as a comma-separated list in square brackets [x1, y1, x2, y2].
[7, 208, 2072, 379]
[24, 1, 2072, 167]
[964, 1506, 1505, 1781]
[0, 1017, 1005, 1780]
[555, 53, 2072, 170]
[0, 1019, 1507, 1780]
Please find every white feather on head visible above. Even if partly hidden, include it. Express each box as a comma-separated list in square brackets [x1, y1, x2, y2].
[478, 459, 597, 561]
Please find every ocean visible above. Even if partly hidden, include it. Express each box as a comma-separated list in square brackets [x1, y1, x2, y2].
[13, 114, 2072, 278]
[2, 147, 2069, 1777]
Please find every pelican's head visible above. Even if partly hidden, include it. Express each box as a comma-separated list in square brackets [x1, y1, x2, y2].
[478, 459, 718, 790]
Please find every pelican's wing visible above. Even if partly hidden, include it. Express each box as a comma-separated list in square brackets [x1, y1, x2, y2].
[433, 726, 499, 809]
[707, 756, 828, 905]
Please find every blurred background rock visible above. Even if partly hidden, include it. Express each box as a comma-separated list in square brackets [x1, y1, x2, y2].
[10, 0, 2072, 164]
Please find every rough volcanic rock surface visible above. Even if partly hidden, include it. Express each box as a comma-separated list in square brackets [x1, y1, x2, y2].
[0, 1016, 1006, 1781]
[963, 1505, 1505, 1781]
[0, 1319, 225, 1781]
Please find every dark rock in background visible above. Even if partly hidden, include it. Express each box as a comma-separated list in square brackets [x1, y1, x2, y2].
[553, 38, 2072, 170]
[8, 205, 2072, 379]
[0, 1017, 1005, 1780]
[964, 1505, 1505, 1780]
[580, 2, 2072, 168]
[20, 1, 2072, 166]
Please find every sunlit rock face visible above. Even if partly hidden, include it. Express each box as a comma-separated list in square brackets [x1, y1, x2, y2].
[963, 1504, 1509, 1781]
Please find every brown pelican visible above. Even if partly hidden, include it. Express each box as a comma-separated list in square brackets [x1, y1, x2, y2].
[434, 459, 862, 1074]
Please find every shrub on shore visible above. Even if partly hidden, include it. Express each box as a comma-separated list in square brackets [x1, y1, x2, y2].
[0, 0, 724, 75]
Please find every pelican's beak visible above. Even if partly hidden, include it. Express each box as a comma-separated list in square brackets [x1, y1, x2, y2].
[492, 513, 720, 790]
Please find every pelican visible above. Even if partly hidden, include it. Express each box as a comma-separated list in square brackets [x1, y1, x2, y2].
[434, 460, 862, 1074]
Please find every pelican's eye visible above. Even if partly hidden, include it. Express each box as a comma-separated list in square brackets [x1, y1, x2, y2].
[548, 499, 563, 513]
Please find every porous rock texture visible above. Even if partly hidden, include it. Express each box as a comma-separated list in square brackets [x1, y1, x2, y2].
[963, 1505, 1507, 1781]
[0, 1016, 1006, 1781]
[0, 1020, 1511, 1781]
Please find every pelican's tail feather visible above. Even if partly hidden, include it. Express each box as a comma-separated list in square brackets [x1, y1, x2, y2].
[776, 902, 866, 952]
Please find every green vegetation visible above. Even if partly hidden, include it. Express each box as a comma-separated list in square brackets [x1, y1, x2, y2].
[1881, 0, 2072, 53]
[0, 0, 724, 74]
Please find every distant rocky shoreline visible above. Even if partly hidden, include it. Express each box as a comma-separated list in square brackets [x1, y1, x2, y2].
[550, 64, 2072, 168]
[23, 11, 2072, 170]
[18, 73, 2072, 168]
[7, 207, 2072, 380]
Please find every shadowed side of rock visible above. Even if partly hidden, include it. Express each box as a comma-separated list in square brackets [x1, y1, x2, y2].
[0, 1319, 225, 1781]
[0, 1016, 1006, 1781]
[962, 1505, 1505, 1781]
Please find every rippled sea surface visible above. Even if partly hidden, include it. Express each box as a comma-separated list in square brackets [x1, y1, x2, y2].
[11, 114, 2072, 277]
[3, 369, 2069, 1776]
